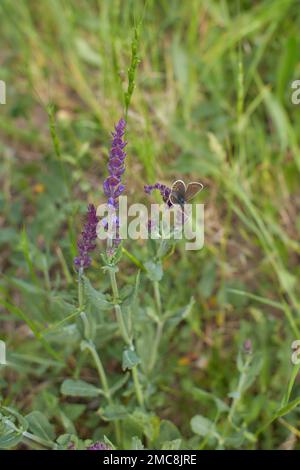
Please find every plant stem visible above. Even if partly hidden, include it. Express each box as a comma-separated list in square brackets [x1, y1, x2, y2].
[153, 281, 162, 315]
[108, 262, 145, 408]
[78, 273, 84, 310]
[282, 362, 300, 406]
[228, 354, 252, 424]
[148, 281, 163, 372]
[132, 365, 144, 408]
[22, 431, 55, 450]
[77, 273, 122, 443]
[148, 321, 163, 373]
[82, 341, 110, 401]
[82, 340, 121, 444]
[109, 269, 132, 347]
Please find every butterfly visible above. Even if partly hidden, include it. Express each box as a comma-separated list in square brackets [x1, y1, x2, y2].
[169, 180, 203, 209]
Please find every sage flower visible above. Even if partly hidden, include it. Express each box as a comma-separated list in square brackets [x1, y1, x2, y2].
[102, 118, 127, 248]
[74, 204, 98, 271]
[103, 118, 127, 209]
[144, 182, 172, 206]
[87, 441, 111, 450]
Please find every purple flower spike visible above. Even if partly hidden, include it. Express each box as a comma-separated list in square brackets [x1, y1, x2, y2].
[74, 204, 98, 272]
[144, 182, 172, 206]
[87, 441, 111, 450]
[102, 118, 127, 250]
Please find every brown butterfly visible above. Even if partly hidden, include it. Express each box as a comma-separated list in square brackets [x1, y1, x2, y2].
[169, 180, 203, 209]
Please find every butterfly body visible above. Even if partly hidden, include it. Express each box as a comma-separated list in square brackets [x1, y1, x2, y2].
[169, 180, 203, 209]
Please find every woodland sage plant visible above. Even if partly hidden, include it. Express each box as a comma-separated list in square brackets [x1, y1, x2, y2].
[65, 118, 197, 449]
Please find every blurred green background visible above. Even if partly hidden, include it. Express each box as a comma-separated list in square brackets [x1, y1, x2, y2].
[1, 0, 300, 449]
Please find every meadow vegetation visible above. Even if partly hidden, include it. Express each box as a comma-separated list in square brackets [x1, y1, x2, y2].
[0, 0, 300, 450]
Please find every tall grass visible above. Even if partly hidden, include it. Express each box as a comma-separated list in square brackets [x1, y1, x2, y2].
[0, 0, 300, 450]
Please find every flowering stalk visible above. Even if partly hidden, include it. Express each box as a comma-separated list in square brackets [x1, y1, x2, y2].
[74, 205, 122, 444]
[103, 118, 127, 251]
[103, 119, 144, 408]
[74, 204, 98, 273]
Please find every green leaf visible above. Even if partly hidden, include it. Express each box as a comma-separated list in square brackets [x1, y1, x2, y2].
[155, 420, 181, 449]
[240, 353, 263, 391]
[56, 433, 77, 450]
[6, 277, 44, 295]
[275, 396, 300, 419]
[0, 411, 24, 449]
[189, 387, 229, 413]
[62, 404, 86, 421]
[58, 411, 76, 435]
[224, 432, 245, 449]
[25, 411, 55, 441]
[161, 439, 182, 450]
[1, 406, 28, 431]
[99, 404, 128, 421]
[61, 379, 101, 398]
[122, 349, 141, 371]
[190, 415, 218, 438]
[276, 34, 298, 102]
[0, 429, 23, 449]
[165, 297, 195, 331]
[83, 276, 112, 311]
[145, 261, 163, 282]
[131, 436, 144, 450]
[128, 410, 160, 443]
[110, 373, 130, 396]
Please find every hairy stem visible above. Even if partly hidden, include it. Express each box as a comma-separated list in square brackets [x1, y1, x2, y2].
[78, 273, 121, 443]
[108, 260, 144, 408]
[148, 321, 163, 373]
[82, 340, 121, 444]
[148, 281, 163, 373]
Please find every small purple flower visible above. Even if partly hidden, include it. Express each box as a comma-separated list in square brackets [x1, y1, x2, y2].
[74, 204, 98, 272]
[243, 339, 253, 354]
[103, 118, 127, 209]
[102, 118, 127, 250]
[144, 182, 172, 206]
[87, 441, 111, 450]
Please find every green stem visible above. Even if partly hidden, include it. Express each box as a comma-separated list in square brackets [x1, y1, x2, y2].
[77, 273, 121, 443]
[282, 362, 300, 406]
[78, 275, 92, 338]
[148, 321, 163, 373]
[82, 340, 121, 444]
[228, 354, 252, 424]
[148, 281, 163, 372]
[82, 340, 111, 400]
[78, 273, 84, 310]
[153, 281, 162, 315]
[23, 431, 55, 450]
[108, 261, 145, 408]
[5, 419, 55, 450]
[109, 269, 132, 347]
[132, 365, 144, 408]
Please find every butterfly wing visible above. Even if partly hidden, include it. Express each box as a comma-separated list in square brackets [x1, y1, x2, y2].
[169, 180, 186, 206]
[185, 182, 203, 202]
